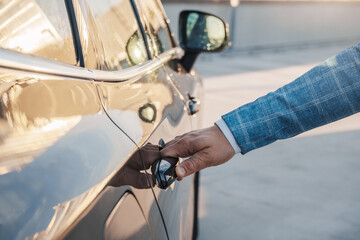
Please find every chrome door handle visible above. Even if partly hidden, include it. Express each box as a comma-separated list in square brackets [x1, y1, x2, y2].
[188, 93, 200, 115]
[151, 139, 179, 189]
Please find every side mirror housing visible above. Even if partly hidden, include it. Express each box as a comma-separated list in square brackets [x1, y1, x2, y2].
[179, 10, 229, 72]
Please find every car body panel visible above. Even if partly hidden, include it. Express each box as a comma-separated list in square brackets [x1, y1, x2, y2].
[162, 56, 204, 129]
[0, 47, 170, 240]
[0, 53, 146, 239]
[62, 186, 160, 240]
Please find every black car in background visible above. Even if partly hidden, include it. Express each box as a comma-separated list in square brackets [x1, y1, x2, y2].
[0, 0, 228, 239]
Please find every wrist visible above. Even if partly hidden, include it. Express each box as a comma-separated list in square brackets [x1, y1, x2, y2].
[215, 119, 241, 154]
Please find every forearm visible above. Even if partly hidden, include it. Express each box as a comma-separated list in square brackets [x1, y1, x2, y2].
[222, 43, 360, 154]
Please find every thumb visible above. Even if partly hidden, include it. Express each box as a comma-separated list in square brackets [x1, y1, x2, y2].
[176, 152, 207, 181]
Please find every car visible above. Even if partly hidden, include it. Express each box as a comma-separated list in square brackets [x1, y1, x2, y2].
[0, 0, 228, 239]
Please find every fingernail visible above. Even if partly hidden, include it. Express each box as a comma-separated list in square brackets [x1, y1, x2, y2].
[177, 166, 185, 177]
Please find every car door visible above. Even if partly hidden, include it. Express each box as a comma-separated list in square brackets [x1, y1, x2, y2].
[61, 0, 180, 239]
[71, 0, 197, 239]
[134, 0, 202, 239]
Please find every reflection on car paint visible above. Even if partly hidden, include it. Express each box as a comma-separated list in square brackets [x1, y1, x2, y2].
[104, 192, 152, 240]
[108, 143, 161, 190]
[27, 180, 107, 239]
[0, 71, 145, 239]
[96, 75, 175, 146]
[108, 142, 179, 191]
[137, 0, 173, 56]
[0, 117, 80, 175]
[126, 31, 148, 66]
[0, 76, 100, 174]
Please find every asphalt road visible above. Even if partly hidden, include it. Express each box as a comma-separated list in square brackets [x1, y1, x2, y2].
[194, 42, 360, 240]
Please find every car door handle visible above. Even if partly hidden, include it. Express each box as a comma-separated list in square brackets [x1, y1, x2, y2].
[151, 139, 179, 189]
[188, 93, 200, 115]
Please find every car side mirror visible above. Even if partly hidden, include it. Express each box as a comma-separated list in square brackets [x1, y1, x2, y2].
[179, 10, 229, 72]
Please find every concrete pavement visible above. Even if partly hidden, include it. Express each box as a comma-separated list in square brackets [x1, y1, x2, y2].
[195, 42, 360, 240]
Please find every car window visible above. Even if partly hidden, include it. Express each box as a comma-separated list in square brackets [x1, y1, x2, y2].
[0, 0, 77, 65]
[138, 0, 173, 56]
[86, 0, 148, 71]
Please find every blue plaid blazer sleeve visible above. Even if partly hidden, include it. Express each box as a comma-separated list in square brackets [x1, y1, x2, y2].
[222, 43, 360, 154]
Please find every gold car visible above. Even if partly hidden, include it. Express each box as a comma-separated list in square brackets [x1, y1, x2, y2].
[0, 0, 228, 239]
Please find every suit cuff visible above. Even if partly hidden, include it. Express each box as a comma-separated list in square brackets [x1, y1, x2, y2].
[215, 119, 241, 154]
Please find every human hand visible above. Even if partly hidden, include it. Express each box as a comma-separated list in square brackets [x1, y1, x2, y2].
[160, 125, 235, 181]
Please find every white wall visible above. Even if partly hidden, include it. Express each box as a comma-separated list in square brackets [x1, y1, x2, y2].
[163, 2, 360, 50]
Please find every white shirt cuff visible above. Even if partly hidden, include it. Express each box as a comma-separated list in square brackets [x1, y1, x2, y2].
[215, 119, 241, 154]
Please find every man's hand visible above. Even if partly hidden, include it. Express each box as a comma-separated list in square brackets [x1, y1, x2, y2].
[160, 125, 235, 181]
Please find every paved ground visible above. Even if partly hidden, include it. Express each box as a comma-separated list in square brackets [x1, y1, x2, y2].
[195, 42, 360, 240]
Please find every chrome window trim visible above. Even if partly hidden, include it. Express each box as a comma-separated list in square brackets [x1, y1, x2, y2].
[91, 58, 163, 82]
[0, 47, 184, 82]
[0, 48, 93, 80]
[157, 47, 184, 64]
[92, 47, 184, 82]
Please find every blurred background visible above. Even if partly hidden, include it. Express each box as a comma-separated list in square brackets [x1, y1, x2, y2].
[162, 0, 360, 239]
[163, 0, 360, 51]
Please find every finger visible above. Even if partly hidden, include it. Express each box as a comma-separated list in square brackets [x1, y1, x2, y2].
[162, 137, 181, 149]
[164, 132, 193, 148]
[162, 136, 204, 158]
[161, 139, 190, 158]
[176, 151, 208, 180]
